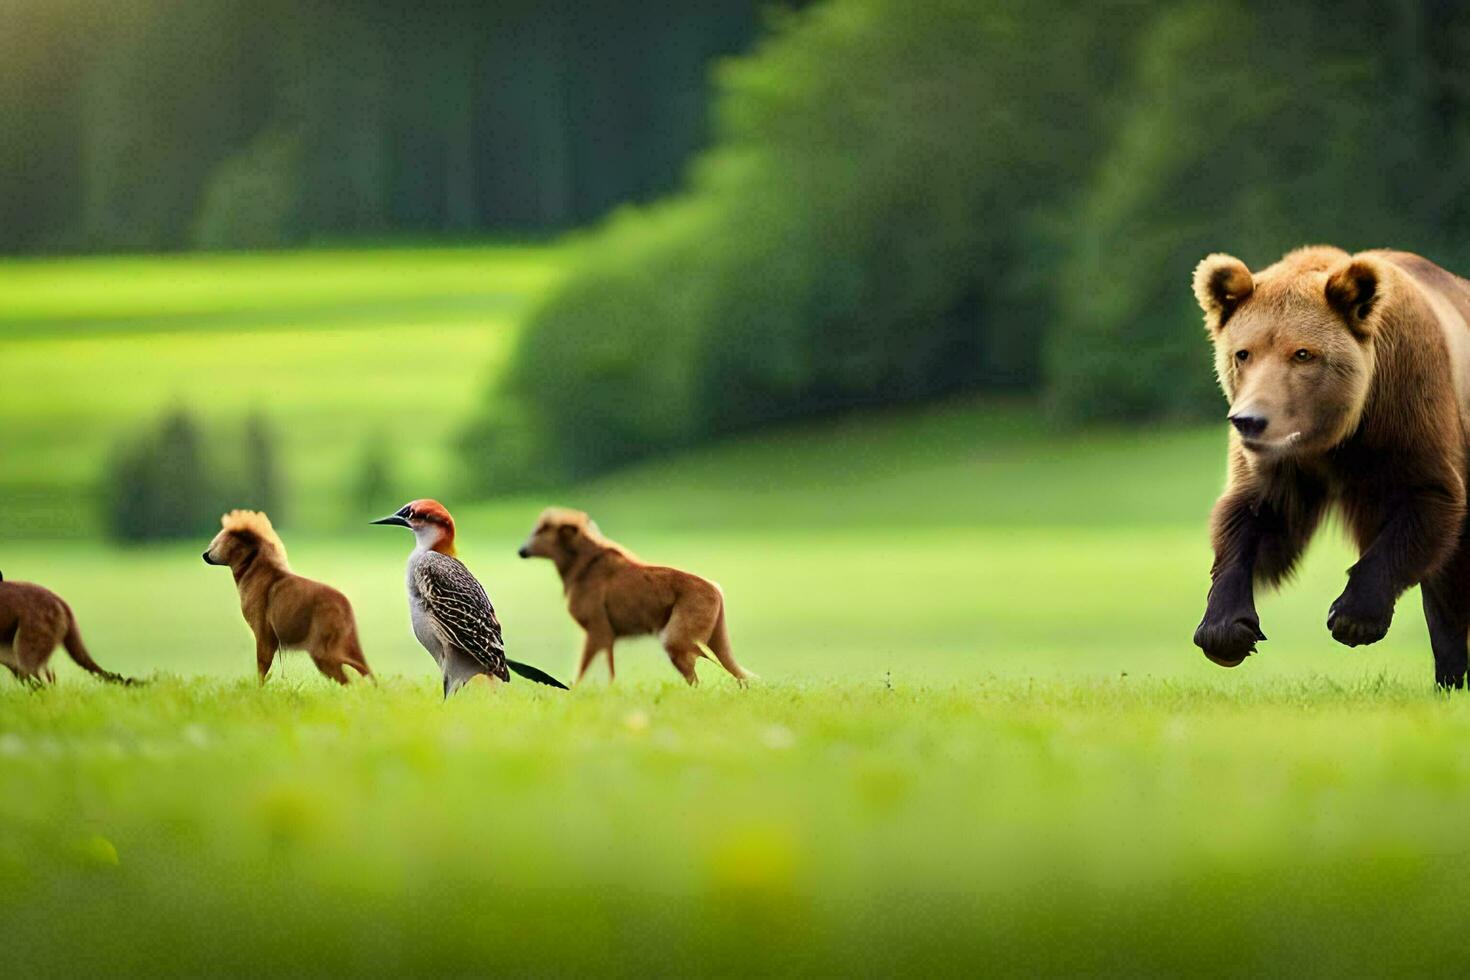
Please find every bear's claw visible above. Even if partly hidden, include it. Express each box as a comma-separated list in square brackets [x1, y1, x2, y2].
[1326, 586, 1394, 647]
[1193, 613, 1266, 667]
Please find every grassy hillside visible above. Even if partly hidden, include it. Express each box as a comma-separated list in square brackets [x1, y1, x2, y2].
[0, 246, 564, 537]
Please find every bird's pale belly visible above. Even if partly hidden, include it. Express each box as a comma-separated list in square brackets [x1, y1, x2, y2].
[410, 601, 444, 667]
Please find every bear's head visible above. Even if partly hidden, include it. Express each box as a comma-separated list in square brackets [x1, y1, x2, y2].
[1194, 247, 1385, 458]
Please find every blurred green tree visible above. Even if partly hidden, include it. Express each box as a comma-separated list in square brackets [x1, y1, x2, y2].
[191, 126, 304, 250]
[464, 0, 1470, 487]
[1046, 0, 1453, 422]
[105, 409, 218, 542]
[466, 0, 1147, 485]
[241, 412, 286, 523]
[104, 409, 290, 542]
[352, 434, 396, 519]
[0, 0, 769, 253]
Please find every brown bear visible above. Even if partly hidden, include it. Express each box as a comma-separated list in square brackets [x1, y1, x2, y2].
[1192, 245, 1470, 687]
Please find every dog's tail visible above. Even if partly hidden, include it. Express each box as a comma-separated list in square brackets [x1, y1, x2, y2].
[61, 605, 140, 686]
[707, 600, 755, 683]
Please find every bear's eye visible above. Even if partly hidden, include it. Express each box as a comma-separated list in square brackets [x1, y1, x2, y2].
[1235, 350, 1249, 363]
[1293, 349, 1314, 363]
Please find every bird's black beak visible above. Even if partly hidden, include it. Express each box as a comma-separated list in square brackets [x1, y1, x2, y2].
[371, 514, 411, 527]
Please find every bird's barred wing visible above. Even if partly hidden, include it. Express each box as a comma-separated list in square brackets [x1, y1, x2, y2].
[413, 552, 508, 680]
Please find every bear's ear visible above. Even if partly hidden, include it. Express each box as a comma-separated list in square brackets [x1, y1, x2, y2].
[1192, 254, 1254, 328]
[1325, 257, 1383, 339]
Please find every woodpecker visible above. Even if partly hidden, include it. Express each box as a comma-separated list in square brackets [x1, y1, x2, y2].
[372, 499, 567, 697]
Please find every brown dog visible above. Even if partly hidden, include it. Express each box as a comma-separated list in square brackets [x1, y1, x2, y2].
[203, 510, 371, 685]
[0, 571, 137, 686]
[518, 508, 752, 686]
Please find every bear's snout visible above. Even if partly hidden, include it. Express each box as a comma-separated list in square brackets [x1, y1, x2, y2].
[1229, 413, 1269, 438]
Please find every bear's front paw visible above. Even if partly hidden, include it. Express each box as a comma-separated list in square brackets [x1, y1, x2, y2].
[1327, 589, 1394, 647]
[1193, 612, 1266, 668]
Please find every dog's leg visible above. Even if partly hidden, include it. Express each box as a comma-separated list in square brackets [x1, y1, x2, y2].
[706, 603, 752, 683]
[575, 629, 612, 685]
[575, 640, 597, 683]
[663, 641, 701, 686]
[605, 644, 615, 681]
[662, 597, 722, 687]
[254, 631, 278, 684]
[14, 622, 55, 686]
[309, 635, 352, 686]
[0, 639, 25, 685]
[321, 634, 372, 684]
[313, 656, 351, 685]
[342, 636, 373, 681]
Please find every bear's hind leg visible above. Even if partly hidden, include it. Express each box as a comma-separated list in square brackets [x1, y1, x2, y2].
[1422, 571, 1470, 689]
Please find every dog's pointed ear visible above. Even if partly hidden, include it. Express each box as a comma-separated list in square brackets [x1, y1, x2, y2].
[1193, 254, 1253, 330]
[1325, 256, 1384, 339]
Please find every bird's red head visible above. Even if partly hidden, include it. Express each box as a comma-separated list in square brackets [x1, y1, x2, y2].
[373, 498, 457, 556]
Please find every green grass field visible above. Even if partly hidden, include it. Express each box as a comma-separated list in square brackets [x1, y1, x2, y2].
[4, 247, 1468, 975]
[7, 678, 1470, 976]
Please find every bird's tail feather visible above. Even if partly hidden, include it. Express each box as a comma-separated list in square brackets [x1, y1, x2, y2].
[507, 659, 569, 690]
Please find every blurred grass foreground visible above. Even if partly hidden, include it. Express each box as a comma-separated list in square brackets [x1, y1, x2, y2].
[6, 678, 1470, 975]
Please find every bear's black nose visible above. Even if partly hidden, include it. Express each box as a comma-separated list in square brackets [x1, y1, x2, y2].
[1229, 414, 1268, 438]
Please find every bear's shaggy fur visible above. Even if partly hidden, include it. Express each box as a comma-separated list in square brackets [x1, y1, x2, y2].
[1193, 245, 1470, 687]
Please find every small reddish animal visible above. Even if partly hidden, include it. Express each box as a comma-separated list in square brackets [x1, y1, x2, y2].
[203, 510, 372, 685]
[0, 570, 138, 686]
[517, 508, 753, 686]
